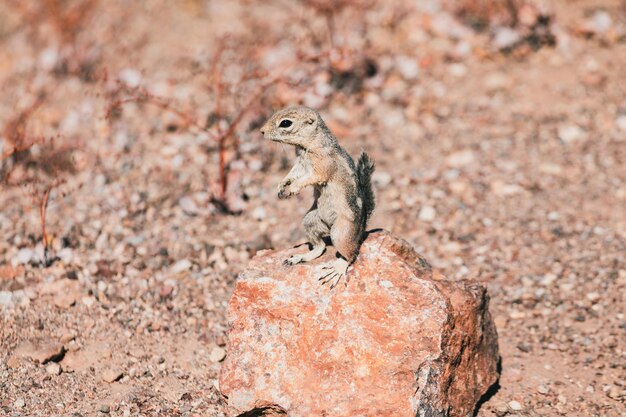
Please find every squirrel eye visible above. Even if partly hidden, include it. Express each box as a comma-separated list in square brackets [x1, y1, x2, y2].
[279, 119, 292, 128]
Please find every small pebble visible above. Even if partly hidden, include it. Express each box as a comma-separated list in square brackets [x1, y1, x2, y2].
[616, 115, 626, 132]
[494, 402, 509, 415]
[251, 207, 267, 221]
[46, 362, 62, 375]
[537, 384, 550, 395]
[209, 346, 226, 363]
[484, 72, 510, 92]
[102, 368, 123, 383]
[395, 55, 420, 80]
[558, 124, 586, 144]
[82, 296, 96, 307]
[14, 398, 25, 408]
[418, 206, 436, 222]
[118, 68, 141, 88]
[446, 150, 475, 167]
[493, 27, 521, 50]
[372, 171, 392, 187]
[39, 47, 59, 71]
[180, 196, 199, 216]
[584, 10, 612, 35]
[508, 400, 523, 411]
[16, 248, 34, 265]
[171, 259, 192, 273]
[448, 63, 467, 77]
[607, 385, 624, 399]
[0, 291, 12, 307]
[586, 292, 600, 303]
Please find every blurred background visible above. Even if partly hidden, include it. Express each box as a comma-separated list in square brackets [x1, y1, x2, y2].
[0, 0, 625, 416]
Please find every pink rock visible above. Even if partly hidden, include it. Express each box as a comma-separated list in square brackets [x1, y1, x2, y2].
[219, 230, 499, 417]
[11, 339, 65, 364]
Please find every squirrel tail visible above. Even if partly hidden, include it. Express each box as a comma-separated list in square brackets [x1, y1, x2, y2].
[357, 152, 376, 228]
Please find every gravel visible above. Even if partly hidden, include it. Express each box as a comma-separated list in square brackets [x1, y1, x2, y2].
[0, 1, 625, 416]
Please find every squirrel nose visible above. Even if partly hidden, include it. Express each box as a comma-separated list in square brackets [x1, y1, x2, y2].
[260, 128, 265, 135]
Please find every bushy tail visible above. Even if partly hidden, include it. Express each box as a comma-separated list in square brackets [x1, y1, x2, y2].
[357, 152, 375, 229]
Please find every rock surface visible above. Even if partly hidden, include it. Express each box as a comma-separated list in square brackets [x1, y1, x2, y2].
[101, 368, 124, 383]
[11, 339, 65, 364]
[219, 230, 499, 417]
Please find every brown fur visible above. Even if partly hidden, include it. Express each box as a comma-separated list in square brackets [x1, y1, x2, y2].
[261, 106, 375, 268]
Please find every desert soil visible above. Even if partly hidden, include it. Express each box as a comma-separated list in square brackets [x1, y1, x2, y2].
[0, 0, 625, 416]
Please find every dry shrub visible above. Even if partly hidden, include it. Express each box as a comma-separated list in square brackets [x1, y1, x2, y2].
[7, 0, 100, 80]
[293, 0, 379, 94]
[103, 36, 283, 213]
[1, 93, 79, 263]
[1, 1, 95, 260]
[448, 0, 556, 54]
[1, 94, 46, 161]
[451, 0, 523, 30]
[296, 0, 374, 48]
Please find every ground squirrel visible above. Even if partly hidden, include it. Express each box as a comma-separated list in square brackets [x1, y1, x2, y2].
[260, 106, 375, 288]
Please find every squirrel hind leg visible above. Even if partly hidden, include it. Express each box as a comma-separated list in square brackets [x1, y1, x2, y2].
[329, 217, 360, 263]
[317, 218, 360, 288]
[285, 210, 329, 266]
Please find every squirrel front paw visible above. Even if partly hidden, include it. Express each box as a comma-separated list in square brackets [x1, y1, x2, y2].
[278, 179, 298, 199]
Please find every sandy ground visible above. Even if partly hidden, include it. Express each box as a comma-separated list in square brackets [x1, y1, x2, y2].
[1, 0, 625, 416]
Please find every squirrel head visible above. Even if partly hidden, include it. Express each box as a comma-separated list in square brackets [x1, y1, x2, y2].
[260, 106, 332, 149]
